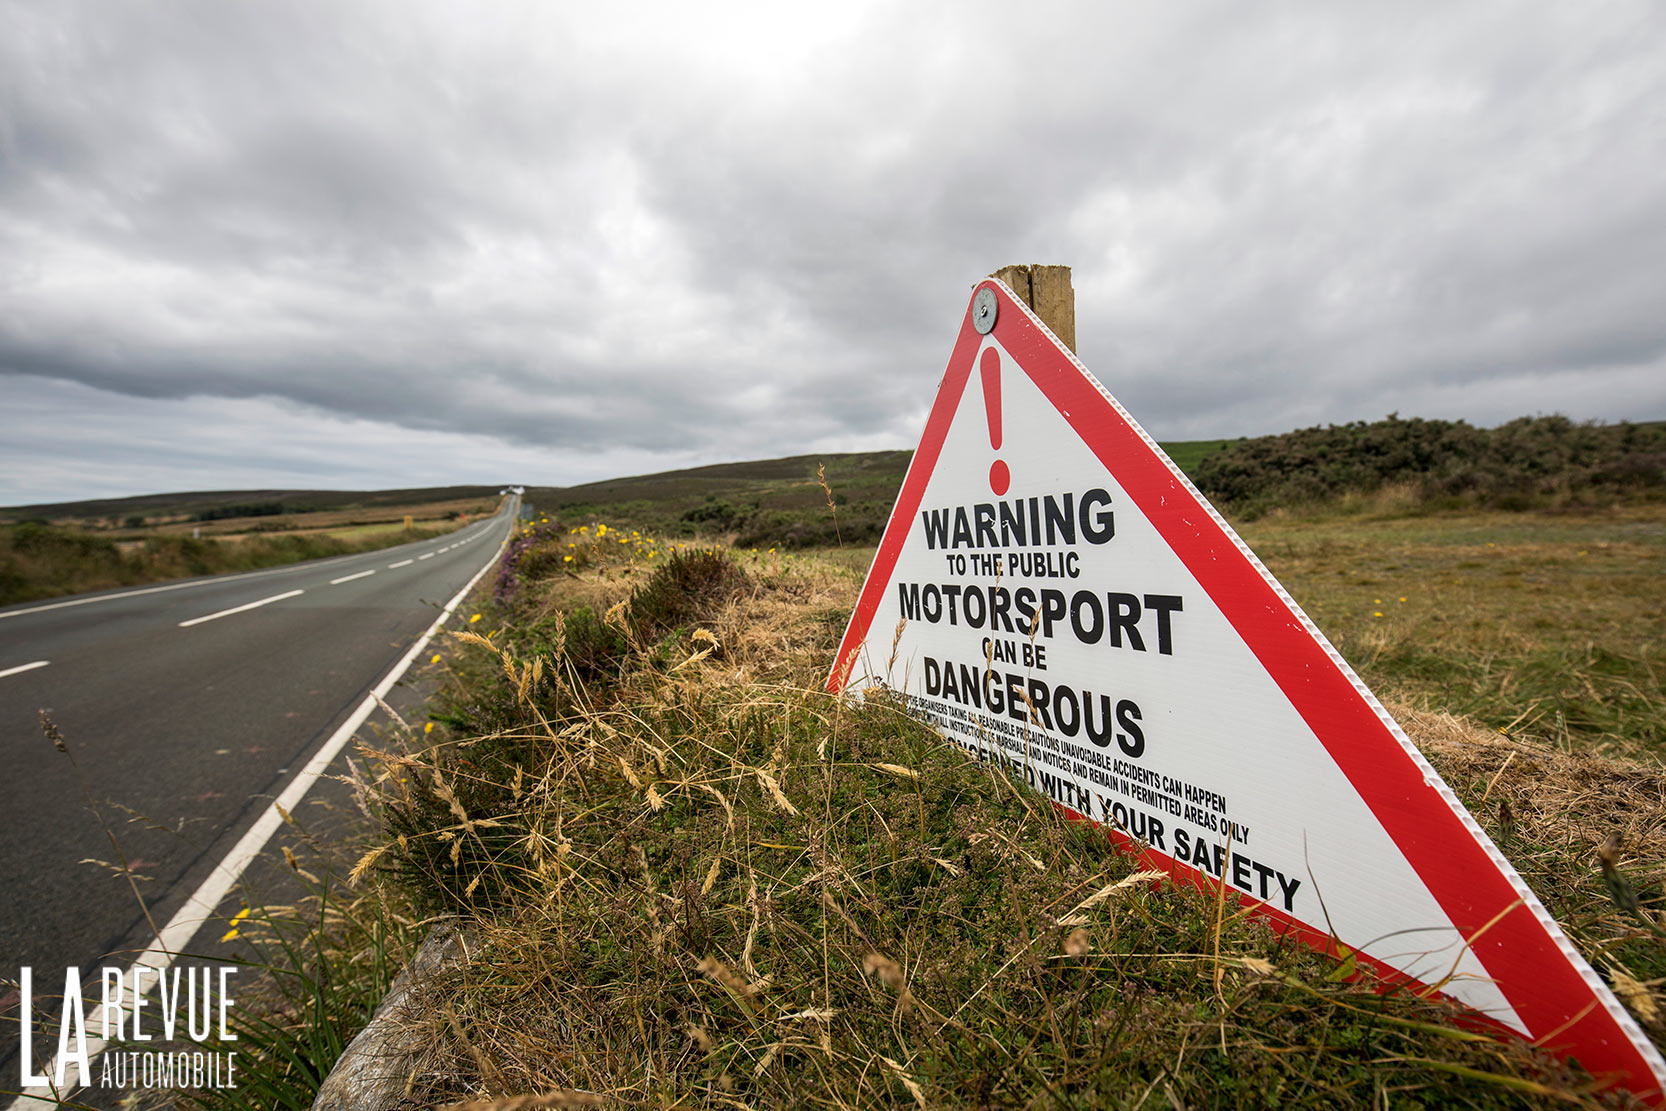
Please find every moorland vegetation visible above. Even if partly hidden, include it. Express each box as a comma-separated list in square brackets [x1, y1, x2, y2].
[190, 496, 1664, 1109]
[1193, 415, 1665, 519]
[24, 415, 1663, 1107]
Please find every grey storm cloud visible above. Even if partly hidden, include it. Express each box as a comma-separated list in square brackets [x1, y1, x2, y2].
[2, 0, 1664, 503]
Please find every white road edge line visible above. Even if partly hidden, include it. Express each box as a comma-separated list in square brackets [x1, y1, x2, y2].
[388, 559, 414, 568]
[0, 660, 49, 679]
[5, 515, 511, 1108]
[329, 570, 376, 585]
[177, 589, 305, 628]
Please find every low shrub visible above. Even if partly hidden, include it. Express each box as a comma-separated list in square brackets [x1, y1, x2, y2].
[1194, 415, 1666, 517]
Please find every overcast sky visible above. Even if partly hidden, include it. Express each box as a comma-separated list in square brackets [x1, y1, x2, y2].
[4, 2, 1664, 506]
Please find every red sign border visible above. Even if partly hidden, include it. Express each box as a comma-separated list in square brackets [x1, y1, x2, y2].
[829, 278, 1665, 1100]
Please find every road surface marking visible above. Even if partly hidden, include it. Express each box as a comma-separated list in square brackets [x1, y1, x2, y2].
[418, 552, 435, 560]
[329, 570, 376, 585]
[388, 559, 414, 568]
[4, 536, 506, 1108]
[178, 589, 304, 628]
[0, 660, 49, 679]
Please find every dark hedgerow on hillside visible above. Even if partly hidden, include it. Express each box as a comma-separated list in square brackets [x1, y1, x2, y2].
[1193, 415, 1666, 517]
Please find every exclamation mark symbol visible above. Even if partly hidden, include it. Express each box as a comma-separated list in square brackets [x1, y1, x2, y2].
[981, 347, 1010, 495]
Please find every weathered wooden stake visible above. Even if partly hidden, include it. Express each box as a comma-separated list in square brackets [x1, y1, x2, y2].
[990, 264, 1076, 353]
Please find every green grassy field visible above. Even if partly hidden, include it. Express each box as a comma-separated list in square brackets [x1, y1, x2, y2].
[1238, 504, 1666, 759]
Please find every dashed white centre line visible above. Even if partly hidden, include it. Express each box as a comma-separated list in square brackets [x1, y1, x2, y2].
[418, 552, 435, 560]
[178, 589, 304, 628]
[329, 570, 376, 585]
[0, 660, 49, 680]
[388, 559, 414, 568]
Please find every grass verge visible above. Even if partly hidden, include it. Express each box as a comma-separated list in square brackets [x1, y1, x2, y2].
[279, 519, 1663, 1109]
[0, 520, 462, 606]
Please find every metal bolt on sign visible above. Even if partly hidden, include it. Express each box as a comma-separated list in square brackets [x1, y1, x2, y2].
[973, 287, 997, 334]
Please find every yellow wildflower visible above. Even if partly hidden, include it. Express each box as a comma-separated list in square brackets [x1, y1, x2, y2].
[220, 906, 251, 943]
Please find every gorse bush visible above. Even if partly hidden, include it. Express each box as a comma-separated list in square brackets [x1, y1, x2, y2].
[196, 501, 288, 521]
[628, 547, 749, 636]
[680, 498, 749, 528]
[490, 517, 749, 680]
[1194, 415, 1666, 517]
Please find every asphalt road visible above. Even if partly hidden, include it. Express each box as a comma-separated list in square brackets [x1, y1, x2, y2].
[0, 498, 520, 1099]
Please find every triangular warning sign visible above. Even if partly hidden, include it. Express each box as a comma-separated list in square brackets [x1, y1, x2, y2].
[830, 278, 1666, 1099]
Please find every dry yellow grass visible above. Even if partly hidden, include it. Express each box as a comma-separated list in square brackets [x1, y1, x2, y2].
[331, 526, 1663, 1108]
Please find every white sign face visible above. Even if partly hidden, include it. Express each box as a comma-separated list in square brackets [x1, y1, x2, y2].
[830, 279, 1665, 1100]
